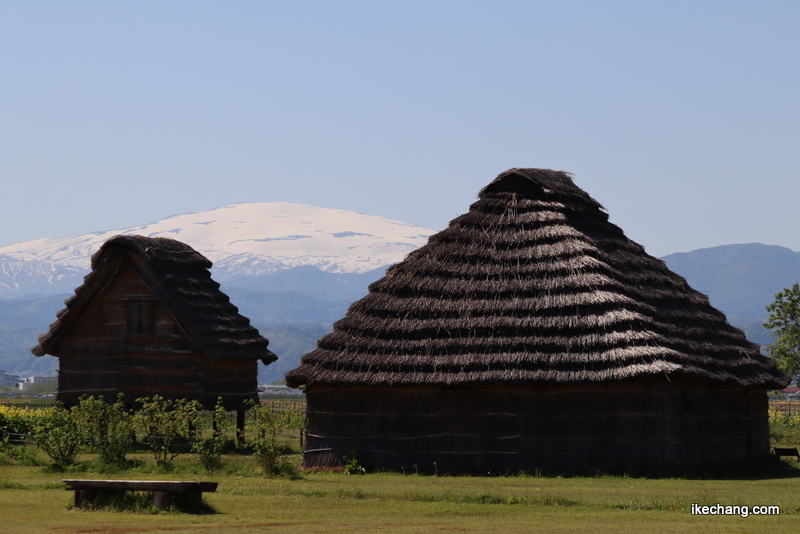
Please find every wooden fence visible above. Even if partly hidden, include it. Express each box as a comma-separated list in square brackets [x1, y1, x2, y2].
[769, 401, 800, 415]
[259, 398, 306, 412]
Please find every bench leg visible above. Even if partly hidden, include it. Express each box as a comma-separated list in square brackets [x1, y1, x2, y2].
[153, 491, 203, 509]
[74, 489, 97, 508]
[153, 491, 174, 510]
[153, 491, 175, 510]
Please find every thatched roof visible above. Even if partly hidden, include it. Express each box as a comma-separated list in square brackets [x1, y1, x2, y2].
[32, 234, 277, 364]
[286, 168, 789, 389]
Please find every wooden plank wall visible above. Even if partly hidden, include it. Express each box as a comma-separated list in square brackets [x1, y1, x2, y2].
[302, 378, 769, 473]
[55, 262, 257, 409]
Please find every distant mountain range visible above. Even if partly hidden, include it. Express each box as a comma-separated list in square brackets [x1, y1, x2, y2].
[0, 202, 434, 299]
[661, 243, 800, 318]
[661, 243, 800, 347]
[0, 203, 797, 385]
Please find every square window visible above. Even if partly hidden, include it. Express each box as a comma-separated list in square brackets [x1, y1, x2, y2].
[127, 300, 154, 335]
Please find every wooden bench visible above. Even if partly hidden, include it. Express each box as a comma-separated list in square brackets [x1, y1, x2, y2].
[62, 479, 218, 510]
[773, 447, 800, 460]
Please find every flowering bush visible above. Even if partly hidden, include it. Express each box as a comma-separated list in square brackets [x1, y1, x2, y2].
[0, 405, 53, 436]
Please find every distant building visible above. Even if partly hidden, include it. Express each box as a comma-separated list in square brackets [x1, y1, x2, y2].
[17, 376, 57, 393]
[779, 386, 800, 401]
[0, 370, 22, 389]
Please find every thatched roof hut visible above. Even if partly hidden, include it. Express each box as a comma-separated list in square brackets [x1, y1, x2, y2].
[286, 168, 789, 473]
[33, 235, 276, 411]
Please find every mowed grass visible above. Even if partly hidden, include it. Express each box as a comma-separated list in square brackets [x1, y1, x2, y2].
[1, 454, 799, 534]
[3, 404, 800, 533]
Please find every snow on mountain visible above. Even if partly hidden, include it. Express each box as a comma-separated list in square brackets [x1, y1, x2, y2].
[0, 254, 86, 297]
[0, 203, 435, 297]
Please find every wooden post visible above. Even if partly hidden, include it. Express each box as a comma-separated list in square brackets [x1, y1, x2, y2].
[74, 489, 97, 508]
[236, 409, 246, 443]
[153, 491, 174, 510]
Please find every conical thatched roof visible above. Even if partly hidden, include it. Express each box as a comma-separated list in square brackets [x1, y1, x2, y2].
[286, 168, 789, 389]
[33, 234, 277, 364]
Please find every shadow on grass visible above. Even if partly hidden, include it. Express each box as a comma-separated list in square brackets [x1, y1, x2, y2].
[364, 456, 800, 481]
[70, 490, 218, 515]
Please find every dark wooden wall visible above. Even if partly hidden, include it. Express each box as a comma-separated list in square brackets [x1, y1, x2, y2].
[302, 377, 769, 473]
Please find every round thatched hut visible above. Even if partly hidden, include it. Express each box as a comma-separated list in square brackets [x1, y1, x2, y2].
[286, 168, 789, 473]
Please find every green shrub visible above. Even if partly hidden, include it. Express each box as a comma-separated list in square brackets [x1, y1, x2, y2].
[248, 403, 304, 476]
[73, 394, 133, 467]
[133, 395, 202, 468]
[344, 452, 366, 475]
[34, 405, 82, 467]
[769, 407, 800, 445]
[192, 397, 230, 471]
[0, 435, 43, 466]
[0, 405, 52, 436]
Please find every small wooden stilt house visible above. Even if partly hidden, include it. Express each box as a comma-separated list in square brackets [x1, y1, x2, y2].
[286, 168, 790, 473]
[32, 235, 277, 423]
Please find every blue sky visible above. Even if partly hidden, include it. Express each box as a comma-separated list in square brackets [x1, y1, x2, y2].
[1, 1, 798, 257]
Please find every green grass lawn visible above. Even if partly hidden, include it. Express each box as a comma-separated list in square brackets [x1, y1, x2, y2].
[2, 402, 799, 533]
[1, 453, 799, 534]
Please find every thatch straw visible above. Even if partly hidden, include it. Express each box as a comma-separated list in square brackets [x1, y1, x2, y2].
[32, 235, 276, 364]
[286, 168, 789, 389]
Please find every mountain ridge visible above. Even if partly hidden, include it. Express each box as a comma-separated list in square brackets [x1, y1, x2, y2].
[661, 243, 800, 318]
[0, 202, 435, 299]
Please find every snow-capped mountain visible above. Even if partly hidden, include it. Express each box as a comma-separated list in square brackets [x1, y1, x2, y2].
[0, 203, 435, 298]
[0, 255, 87, 297]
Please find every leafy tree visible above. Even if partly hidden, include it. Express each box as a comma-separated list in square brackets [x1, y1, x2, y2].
[764, 282, 800, 384]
